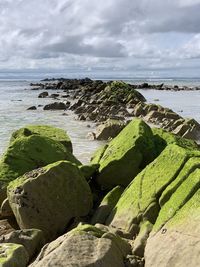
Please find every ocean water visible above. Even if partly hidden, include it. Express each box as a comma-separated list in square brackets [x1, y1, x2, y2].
[0, 77, 200, 163]
[0, 80, 104, 163]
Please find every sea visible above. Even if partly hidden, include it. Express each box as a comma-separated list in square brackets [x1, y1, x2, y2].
[0, 73, 200, 163]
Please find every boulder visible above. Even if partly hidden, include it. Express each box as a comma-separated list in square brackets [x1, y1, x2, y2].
[10, 125, 73, 153]
[43, 102, 67, 110]
[0, 243, 29, 267]
[91, 186, 124, 225]
[79, 163, 99, 181]
[38, 92, 48, 98]
[94, 119, 126, 140]
[106, 145, 190, 237]
[30, 224, 131, 267]
[145, 180, 200, 267]
[0, 134, 80, 204]
[7, 161, 93, 241]
[94, 119, 156, 189]
[0, 229, 45, 260]
[0, 219, 19, 236]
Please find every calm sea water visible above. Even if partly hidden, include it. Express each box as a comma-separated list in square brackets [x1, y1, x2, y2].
[0, 77, 200, 162]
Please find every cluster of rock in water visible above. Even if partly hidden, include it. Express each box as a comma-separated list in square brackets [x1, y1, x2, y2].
[29, 78, 200, 142]
[0, 79, 200, 266]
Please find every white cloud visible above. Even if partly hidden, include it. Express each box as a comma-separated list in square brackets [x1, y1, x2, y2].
[0, 0, 200, 75]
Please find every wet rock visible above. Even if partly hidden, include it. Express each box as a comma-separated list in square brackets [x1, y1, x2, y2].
[43, 102, 68, 110]
[27, 106, 37, 110]
[8, 161, 92, 241]
[38, 92, 48, 98]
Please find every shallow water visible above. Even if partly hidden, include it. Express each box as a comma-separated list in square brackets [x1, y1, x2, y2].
[0, 78, 200, 163]
[0, 80, 104, 163]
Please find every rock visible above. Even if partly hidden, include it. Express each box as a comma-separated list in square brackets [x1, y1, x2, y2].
[30, 224, 131, 267]
[0, 229, 45, 260]
[7, 161, 92, 241]
[0, 218, 19, 236]
[11, 124, 73, 153]
[94, 119, 156, 189]
[38, 92, 48, 98]
[91, 144, 108, 164]
[132, 102, 146, 117]
[145, 171, 200, 267]
[91, 186, 124, 225]
[0, 243, 29, 267]
[0, 134, 80, 205]
[79, 163, 99, 181]
[152, 127, 198, 156]
[106, 145, 190, 237]
[95, 119, 126, 140]
[27, 106, 37, 110]
[1, 198, 13, 218]
[49, 93, 59, 98]
[43, 102, 67, 110]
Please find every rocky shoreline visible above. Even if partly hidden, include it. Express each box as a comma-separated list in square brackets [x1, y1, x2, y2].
[0, 79, 200, 266]
[29, 78, 200, 142]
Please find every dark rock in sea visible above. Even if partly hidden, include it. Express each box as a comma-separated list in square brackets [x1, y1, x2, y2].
[38, 92, 48, 98]
[27, 106, 37, 110]
[43, 102, 68, 110]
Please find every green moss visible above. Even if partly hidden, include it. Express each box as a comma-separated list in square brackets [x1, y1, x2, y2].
[96, 118, 156, 189]
[79, 163, 99, 181]
[0, 243, 29, 267]
[0, 135, 81, 192]
[10, 125, 72, 153]
[160, 157, 200, 206]
[70, 224, 105, 238]
[91, 144, 108, 164]
[152, 127, 198, 156]
[91, 186, 124, 224]
[106, 145, 189, 234]
[154, 168, 200, 232]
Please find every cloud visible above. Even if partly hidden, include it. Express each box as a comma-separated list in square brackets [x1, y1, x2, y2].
[0, 0, 200, 75]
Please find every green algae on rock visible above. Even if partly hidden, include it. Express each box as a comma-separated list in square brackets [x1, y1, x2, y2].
[106, 144, 189, 236]
[91, 186, 124, 225]
[145, 189, 200, 267]
[10, 124, 72, 153]
[0, 243, 29, 267]
[0, 134, 81, 205]
[95, 118, 156, 189]
[30, 224, 131, 267]
[7, 161, 93, 241]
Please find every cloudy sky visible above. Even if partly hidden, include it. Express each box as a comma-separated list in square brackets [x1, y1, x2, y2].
[1, 0, 200, 77]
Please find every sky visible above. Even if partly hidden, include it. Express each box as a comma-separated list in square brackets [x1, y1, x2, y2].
[1, 0, 200, 77]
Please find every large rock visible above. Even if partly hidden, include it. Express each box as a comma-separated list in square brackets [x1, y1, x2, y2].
[0, 229, 45, 260]
[106, 145, 190, 236]
[94, 118, 156, 189]
[11, 125, 73, 153]
[91, 186, 124, 225]
[43, 102, 68, 110]
[145, 187, 200, 267]
[0, 135, 80, 205]
[30, 224, 131, 267]
[7, 161, 93, 241]
[0, 243, 29, 267]
[94, 119, 126, 140]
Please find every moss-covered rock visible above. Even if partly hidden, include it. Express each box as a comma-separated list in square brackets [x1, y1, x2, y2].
[145, 189, 200, 267]
[10, 124, 72, 153]
[79, 163, 99, 181]
[7, 161, 92, 241]
[0, 243, 29, 267]
[30, 224, 131, 267]
[0, 229, 45, 260]
[95, 118, 156, 189]
[91, 186, 124, 225]
[106, 145, 189, 236]
[0, 135, 81, 205]
[152, 127, 198, 156]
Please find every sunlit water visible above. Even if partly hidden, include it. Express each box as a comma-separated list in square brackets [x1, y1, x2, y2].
[0, 80, 104, 163]
[0, 78, 200, 163]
